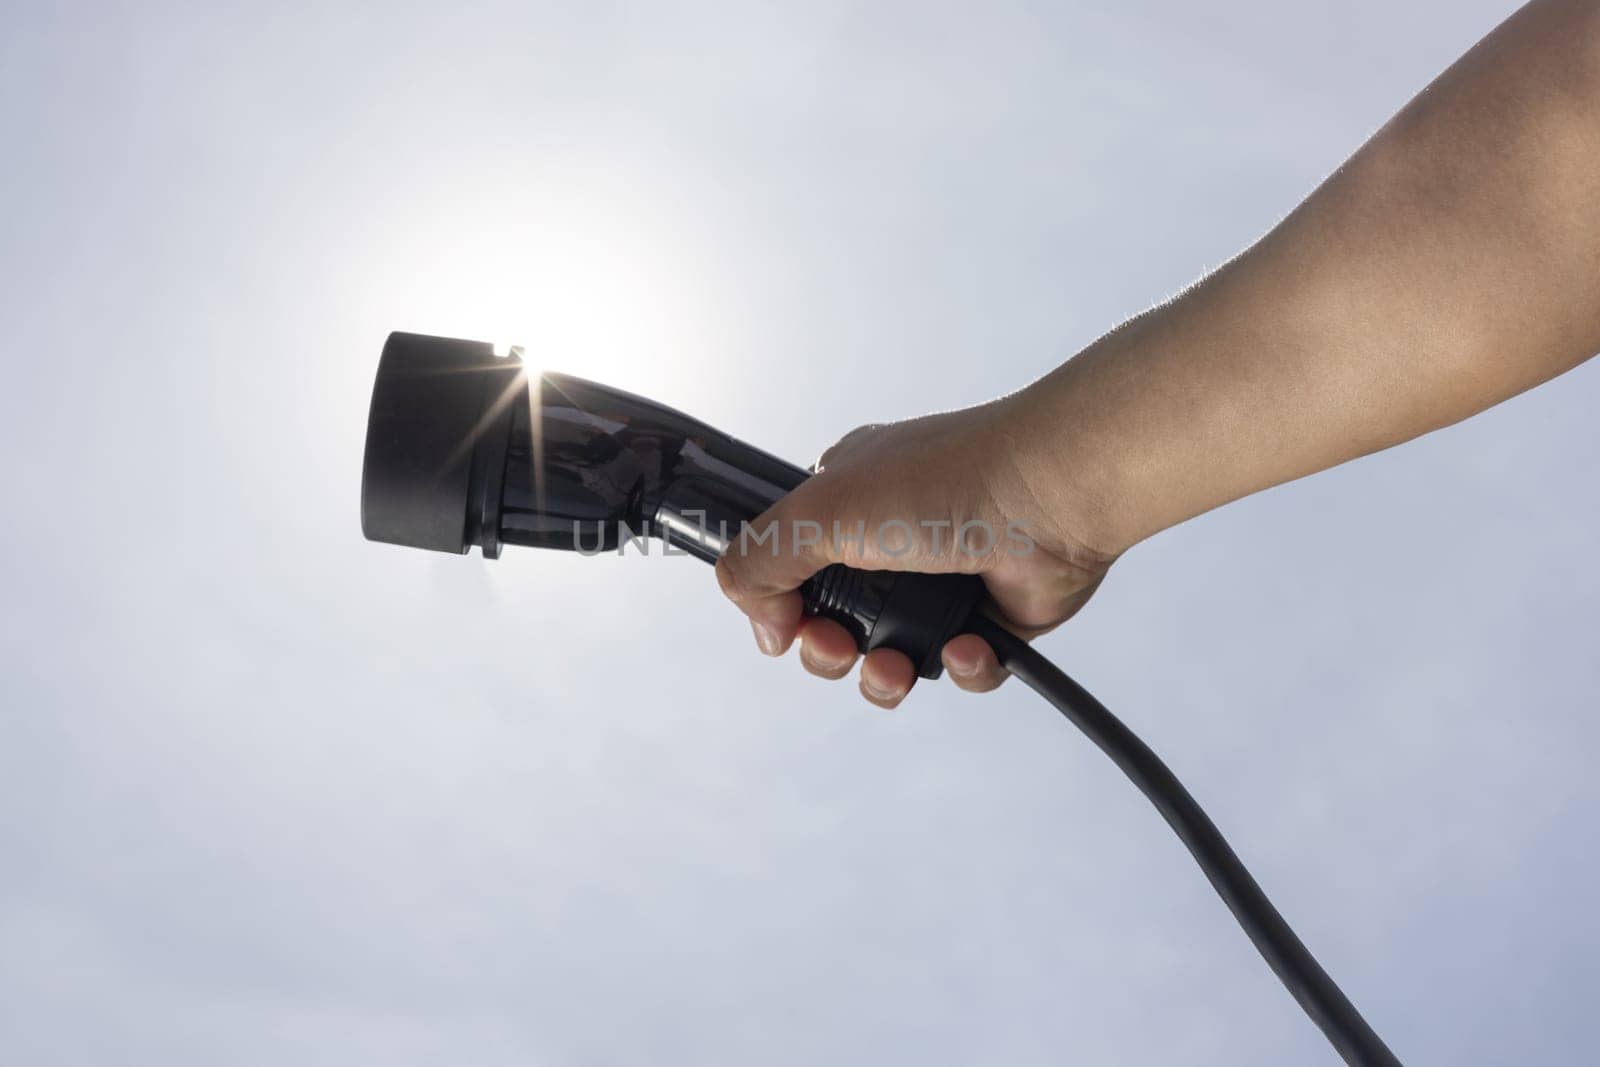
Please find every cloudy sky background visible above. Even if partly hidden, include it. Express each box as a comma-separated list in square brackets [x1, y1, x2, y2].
[3, 1, 1596, 1063]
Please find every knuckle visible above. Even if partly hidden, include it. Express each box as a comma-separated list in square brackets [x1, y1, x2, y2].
[715, 557, 751, 602]
[813, 423, 884, 473]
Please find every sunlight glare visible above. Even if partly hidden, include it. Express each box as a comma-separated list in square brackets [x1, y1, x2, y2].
[402, 206, 711, 392]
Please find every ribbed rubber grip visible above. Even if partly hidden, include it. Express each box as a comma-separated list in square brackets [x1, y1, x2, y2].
[801, 566, 985, 679]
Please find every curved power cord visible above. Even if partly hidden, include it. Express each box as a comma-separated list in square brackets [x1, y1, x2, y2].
[970, 616, 1401, 1067]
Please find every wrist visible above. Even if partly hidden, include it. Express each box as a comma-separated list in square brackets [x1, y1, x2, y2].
[991, 319, 1189, 560]
[983, 374, 1140, 566]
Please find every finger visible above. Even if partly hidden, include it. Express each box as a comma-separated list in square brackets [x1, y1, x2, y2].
[715, 480, 846, 606]
[718, 573, 804, 657]
[797, 616, 860, 680]
[858, 647, 916, 709]
[716, 483, 850, 658]
[940, 633, 1009, 693]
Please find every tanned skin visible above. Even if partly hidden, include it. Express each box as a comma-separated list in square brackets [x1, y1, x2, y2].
[717, 0, 1600, 708]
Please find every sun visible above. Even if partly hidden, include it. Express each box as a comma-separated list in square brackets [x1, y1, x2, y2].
[393, 201, 714, 393]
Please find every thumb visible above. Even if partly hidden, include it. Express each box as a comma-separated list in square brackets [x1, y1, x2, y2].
[714, 478, 851, 653]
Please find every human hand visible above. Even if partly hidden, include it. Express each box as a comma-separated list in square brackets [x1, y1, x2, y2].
[714, 394, 1118, 708]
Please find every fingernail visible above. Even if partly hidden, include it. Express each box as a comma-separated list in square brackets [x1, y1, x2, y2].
[861, 677, 896, 704]
[751, 620, 781, 656]
[807, 651, 850, 677]
[946, 652, 978, 678]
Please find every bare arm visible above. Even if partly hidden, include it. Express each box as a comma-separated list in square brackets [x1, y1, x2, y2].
[1025, 0, 1600, 555]
[718, 0, 1600, 707]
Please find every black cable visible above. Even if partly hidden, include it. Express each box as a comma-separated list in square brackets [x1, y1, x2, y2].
[971, 616, 1401, 1067]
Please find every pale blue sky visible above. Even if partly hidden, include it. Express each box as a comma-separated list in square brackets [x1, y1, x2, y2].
[2, 1, 1596, 1063]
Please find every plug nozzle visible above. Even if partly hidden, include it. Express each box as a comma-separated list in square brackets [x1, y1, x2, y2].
[360, 332, 522, 556]
[360, 330, 984, 679]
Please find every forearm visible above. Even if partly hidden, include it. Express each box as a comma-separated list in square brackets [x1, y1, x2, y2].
[1014, 0, 1600, 556]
